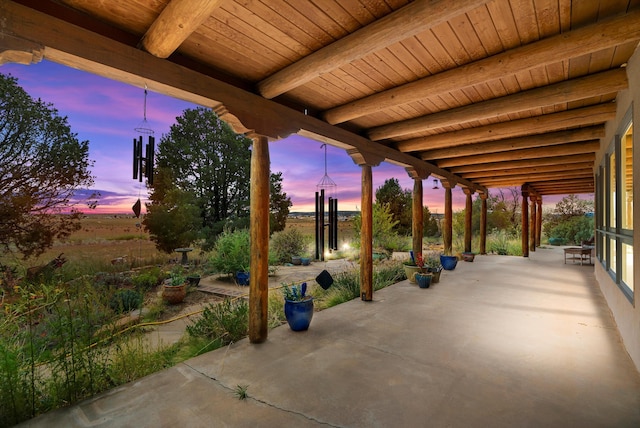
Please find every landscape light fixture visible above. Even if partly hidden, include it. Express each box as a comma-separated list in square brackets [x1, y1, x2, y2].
[433, 179, 439, 190]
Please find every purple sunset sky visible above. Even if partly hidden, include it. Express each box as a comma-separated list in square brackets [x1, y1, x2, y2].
[2, 60, 568, 215]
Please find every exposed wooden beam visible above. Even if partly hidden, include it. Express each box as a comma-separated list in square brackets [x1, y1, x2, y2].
[475, 169, 593, 186]
[421, 126, 604, 160]
[399, 103, 615, 153]
[256, 0, 488, 99]
[483, 180, 594, 190]
[529, 183, 594, 192]
[139, 0, 224, 59]
[449, 153, 595, 174]
[0, 0, 487, 193]
[324, 9, 640, 124]
[460, 162, 594, 179]
[0, 32, 43, 65]
[368, 69, 626, 141]
[436, 141, 600, 168]
[529, 186, 594, 195]
[530, 182, 594, 191]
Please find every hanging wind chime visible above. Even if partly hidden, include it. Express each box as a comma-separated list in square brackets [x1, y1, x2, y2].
[315, 144, 339, 260]
[131, 85, 155, 218]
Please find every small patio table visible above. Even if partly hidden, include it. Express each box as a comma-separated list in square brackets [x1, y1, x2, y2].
[563, 247, 592, 265]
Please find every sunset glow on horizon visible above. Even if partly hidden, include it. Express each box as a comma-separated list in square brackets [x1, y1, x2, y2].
[2, 60, 571, 217]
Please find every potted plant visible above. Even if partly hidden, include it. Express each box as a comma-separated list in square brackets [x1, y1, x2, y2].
[186, 272, 201, 287]
[462, 252, 475, 262]
[440, 253, 458, 271]
[235, 268, 250, 286]
[300, 256, 311, 266]
[414, 271, 433, 288]
[424, 252, 443, 283]
[282, 282, 314, 331]
[162, 269, 187, 304]
[403, 253, 426, 284]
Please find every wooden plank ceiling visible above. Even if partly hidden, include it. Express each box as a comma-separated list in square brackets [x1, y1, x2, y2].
[9, 0, 640, 196]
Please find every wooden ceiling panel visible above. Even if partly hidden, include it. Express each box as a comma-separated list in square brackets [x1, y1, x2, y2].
[7, 0, 639, 195]
[58, 0, 160, 35]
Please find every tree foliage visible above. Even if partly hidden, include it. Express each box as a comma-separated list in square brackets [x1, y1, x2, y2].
[0, 73, 96, 258]
[553, 194, 593, 219]
[375, 178, 412, 235]
[543, 194, 594, 244]
[145, 107, 291, 252]
[142, 167, 201, 253]
[270, 172, 292, 234]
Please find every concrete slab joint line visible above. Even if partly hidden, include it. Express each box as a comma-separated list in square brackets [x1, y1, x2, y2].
[182, 361, 342, 427]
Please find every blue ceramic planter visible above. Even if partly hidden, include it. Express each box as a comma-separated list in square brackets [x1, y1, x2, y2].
[284, 298, 314, 331]
[440, 255, 458, 271]
[236, 271, 250, 286]
[415, 273, 432, 288]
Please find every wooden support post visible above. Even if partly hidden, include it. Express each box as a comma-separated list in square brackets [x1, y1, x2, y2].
[360, 165, 373, 301]
[521, 189, 530, 258]
[480, 192, 487, 255]
[536, 198, 543, 247]
[348, 149, 383, 302]
[442, 179, 454, 255]
[406, 167, 429, 260]
[530, 195, 537, 252]
[412, 178, 424, 259]
[249, 135, 270, 343]
[463, 187, 473, 253]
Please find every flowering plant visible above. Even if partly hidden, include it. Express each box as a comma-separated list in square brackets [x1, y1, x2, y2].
[415, 254, 425, 268]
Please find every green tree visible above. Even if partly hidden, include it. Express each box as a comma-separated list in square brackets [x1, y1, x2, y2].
[143, 167, 201, 253]
[553, 194, 593, 219]
[156, 107, 252, 237]
[146, 107, 291, 251]
[0, 73, 96, 258]
[270, 172, 292, 234]
[423, 206, 439, 237]
[375, 178, 412, 235]
[543, 194, 594, 243]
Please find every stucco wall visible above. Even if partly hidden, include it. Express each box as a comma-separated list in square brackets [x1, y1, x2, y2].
[595, 44, 640, 372]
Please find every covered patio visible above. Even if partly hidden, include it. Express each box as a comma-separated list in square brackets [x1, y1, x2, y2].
[22, 248, 640, 427]
[2, 0, 639, 402]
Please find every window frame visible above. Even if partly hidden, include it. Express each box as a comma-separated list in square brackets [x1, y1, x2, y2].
[596, 106, 634, 303]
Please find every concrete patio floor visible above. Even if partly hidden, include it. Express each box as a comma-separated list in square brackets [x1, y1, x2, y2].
[21, 247, 640, 427]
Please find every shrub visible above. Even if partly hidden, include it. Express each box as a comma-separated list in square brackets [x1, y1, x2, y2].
[320, 262, 403, 308]
[488, 230, 510, 255]
[131, 268, 161, 291]
[209, 228, 251, 275]
[186, 299, 249, 345]
[109, 289, 142, 313]
[270, 228, 311, 263]
[548, 216, 593, 245]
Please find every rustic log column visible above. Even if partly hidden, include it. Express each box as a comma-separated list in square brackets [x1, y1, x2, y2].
[249, 135, 270, 343]
[441, 179, 454, 255]
[480, 192, 488, 255]
[521, 189, 530, 258]
[406, 167, 429, 259]
[530, 195, 537, 252]
[360, 165, 373, 300]
[348, 149, 383, 301]
[463, 187, 473, 253]
[536, 198, 543, 247]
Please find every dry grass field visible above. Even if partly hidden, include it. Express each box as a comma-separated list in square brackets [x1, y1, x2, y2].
[2, 214, 357, 274]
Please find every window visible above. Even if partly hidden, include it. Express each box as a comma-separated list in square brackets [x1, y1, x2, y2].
[596, 108, 634, 302]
